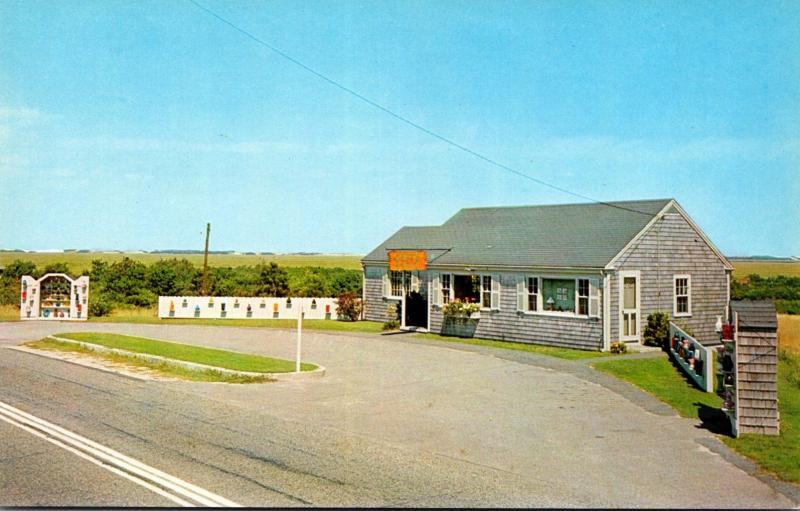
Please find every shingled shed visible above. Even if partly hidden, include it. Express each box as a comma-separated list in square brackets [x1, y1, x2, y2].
[731, 300, 780, 436]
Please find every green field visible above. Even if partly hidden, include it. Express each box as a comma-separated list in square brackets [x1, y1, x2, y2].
[732, 261, 800, 279]
[0, 251, 362, 272]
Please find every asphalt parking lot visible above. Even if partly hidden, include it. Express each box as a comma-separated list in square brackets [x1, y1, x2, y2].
[0, 320, 795, 507]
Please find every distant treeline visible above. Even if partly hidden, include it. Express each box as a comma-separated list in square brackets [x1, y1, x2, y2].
[731, 274, 800, 314]
[0, 257, 361, 315]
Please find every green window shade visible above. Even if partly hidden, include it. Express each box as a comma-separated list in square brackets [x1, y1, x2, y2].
[542, 279, 575, 312]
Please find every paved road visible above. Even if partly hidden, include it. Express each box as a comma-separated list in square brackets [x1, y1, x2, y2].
[0, 321, 795, 507]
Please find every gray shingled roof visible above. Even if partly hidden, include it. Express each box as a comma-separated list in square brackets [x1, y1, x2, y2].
[731, 300, 778, 330]
[362, 199, 672, 268]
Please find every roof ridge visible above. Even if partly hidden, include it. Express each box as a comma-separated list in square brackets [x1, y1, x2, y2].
[456, 198, 673, 212]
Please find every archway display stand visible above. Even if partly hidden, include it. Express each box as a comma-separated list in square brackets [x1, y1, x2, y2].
[20, 273, 89, 321]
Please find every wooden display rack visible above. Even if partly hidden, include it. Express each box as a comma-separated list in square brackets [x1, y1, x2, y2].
[20, 273, 89, 321]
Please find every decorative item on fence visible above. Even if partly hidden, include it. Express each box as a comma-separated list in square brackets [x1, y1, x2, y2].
[668, 322, 712, 392]
[182, 298, 188, 308]
[286, 297, 292, 308]
[194, 305, 201, 317]
[234, 299, 240, 308]
[311, 299, 317, 309]
[246, 303, 252, 317]
[208, 297, 214, 307]
[169, 301, 175, 317]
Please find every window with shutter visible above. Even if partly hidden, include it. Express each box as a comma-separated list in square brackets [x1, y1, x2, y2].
[431, 273, 441, 306]
[588, 278, 600, 317]
[381, 270, 390, 298]
[516, 276, 525, 311]
[490, 275, 500, 309]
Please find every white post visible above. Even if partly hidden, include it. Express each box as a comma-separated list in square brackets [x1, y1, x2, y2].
[295, 298, 303, 373]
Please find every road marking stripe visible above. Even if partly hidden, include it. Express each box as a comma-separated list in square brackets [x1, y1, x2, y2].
[0, 413, 195, 507]
[0, 401, 241, 507]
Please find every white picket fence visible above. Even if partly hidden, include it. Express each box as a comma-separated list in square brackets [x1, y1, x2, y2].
[158, 296, 339, 320]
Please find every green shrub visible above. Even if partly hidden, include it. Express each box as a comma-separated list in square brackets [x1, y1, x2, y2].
[643, 311, 670, 347]
[382, 319, 400, 331]
[610, 341, 628, 354]
[89, 298, 113, 317]
[335, 291, 363, 321]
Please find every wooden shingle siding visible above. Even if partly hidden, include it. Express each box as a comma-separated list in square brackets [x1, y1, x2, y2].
[609, 212, 729, 345]
[363, 266, 395, 322]
[736, 329, 779, 435]
[429, 273, 604, 350]
[362, 266, 429, 322]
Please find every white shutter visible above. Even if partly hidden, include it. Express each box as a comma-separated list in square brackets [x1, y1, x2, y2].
[516, 275, 525, 311]
[589, 278, 601, 317]
[411, 272, 420, 293]
[431, 273, 441, 306]
[381, 269, 390, 298]
[491, 274, 501, 310]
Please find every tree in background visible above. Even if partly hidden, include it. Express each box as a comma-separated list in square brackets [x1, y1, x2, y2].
[41, 262, 72, 276]
[293, 270, 329, 297]
[148, 259, 200, 297]
[256, 262, 289, 297]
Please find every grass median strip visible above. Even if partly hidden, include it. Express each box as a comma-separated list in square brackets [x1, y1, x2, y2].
[87, 308, 384, 333]
[412, 332, 619, 360]
[592, 351, 800, 483]
[51, 332, 317, 373]
[25, 338, 272, 383]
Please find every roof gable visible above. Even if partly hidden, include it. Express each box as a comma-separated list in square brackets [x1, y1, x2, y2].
[363, 199, 672, 268]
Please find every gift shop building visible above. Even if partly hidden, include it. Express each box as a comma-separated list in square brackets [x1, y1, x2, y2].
[361, 199, 732, 351]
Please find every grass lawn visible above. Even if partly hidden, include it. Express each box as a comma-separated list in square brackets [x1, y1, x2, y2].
[52, 332, 317, 373]
[26, 338, 271, 383]
[0, 251, 362, 273]
[87, 307, 384, 333]
[413, 332, 620, 360]
[593, 351, 800, 483]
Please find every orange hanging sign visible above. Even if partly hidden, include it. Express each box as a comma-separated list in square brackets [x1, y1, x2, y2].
[388, 250, 427, 271]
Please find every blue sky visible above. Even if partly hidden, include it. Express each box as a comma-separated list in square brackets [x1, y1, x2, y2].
[1, 0, 798, 256]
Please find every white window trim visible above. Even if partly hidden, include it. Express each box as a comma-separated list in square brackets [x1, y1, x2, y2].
[432, 272, 499, 311]
[618, 270, 641, 342]
[673, 274, 692, 317]
[387, 270, 408, 299]
[520, 275, 600, 319]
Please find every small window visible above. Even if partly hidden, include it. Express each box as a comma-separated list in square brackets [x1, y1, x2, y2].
[674, 275, 691, 316]
[577, 279, 589, 315]
[527, 277, 538, 311]
[389, 270, 407, 297]
[441, 274, 451, 304]
[481, 275, 492, 309]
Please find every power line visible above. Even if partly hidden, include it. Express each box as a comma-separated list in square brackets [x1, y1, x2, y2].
[186, 0, 653, 217]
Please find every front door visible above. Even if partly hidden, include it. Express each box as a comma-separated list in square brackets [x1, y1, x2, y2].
[619, 271, 640, 342]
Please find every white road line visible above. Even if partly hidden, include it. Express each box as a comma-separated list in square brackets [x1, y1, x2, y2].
[0, 413, 195, 507]
[0, 400, 241, 507]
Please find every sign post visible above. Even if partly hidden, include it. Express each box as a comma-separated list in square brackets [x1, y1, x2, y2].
[295, 299, 303, 373]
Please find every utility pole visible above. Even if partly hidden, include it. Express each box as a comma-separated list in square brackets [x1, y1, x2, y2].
[201, 223, 210, 296]
[296, 299, 303, 373]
